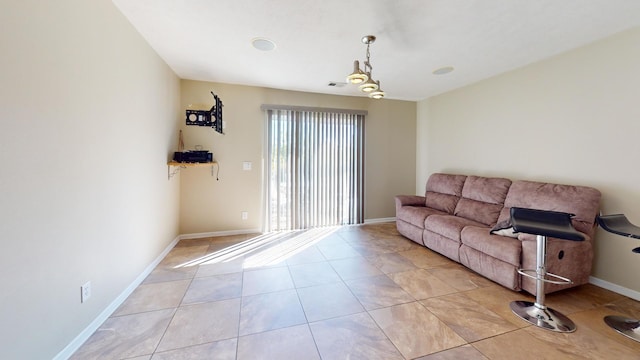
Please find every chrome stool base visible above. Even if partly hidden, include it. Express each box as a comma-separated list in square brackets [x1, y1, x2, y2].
[508, 208, 584, 333]
[597, 215, 640, 343]
[604, 315, 640, 343]
[510, 300, 577, 332]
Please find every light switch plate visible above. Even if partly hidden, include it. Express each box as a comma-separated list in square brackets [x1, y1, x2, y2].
[243, 161, 252, 171]
[81, 281, 91, 303]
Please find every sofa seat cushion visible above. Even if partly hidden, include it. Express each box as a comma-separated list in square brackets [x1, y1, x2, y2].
[397, 206, 445, 228]
[425, 214, 484, 241]
[461, 226, 522, 266]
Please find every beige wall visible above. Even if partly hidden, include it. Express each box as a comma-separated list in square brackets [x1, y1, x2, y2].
[417, 27, 640, 295]
[179, 80, 416, 234]
[0, 1, 181, 359]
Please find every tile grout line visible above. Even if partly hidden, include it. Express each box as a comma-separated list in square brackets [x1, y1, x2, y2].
[286, 260, 324, 359]
[148, 246, 202, 358]
[340, 236, 420, 360]
[234, 259, 245, 360]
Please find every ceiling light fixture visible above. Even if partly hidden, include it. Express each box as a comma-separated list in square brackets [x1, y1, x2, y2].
[252, 37, 276, 51]
[369, 81, 385, 99]
[346, 35, 385, 99]
[433, 66, 454, 75]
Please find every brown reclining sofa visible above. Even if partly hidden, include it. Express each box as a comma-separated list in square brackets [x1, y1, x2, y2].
[395, 173, 601, 295]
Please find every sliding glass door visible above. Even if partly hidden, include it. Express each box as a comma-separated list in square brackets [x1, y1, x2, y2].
[264, 107, 364, 231]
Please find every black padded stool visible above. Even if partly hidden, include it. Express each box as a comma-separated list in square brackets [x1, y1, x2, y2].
[597, 214, 640, 343]
[509, 207, 585, 332]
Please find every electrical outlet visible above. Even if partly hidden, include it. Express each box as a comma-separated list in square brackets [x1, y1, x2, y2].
[241, 211, 248, 220]
[242, 161, 252, 171]
[81, 281, 91, 303]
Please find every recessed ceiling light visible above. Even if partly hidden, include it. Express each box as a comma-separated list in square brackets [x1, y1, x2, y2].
[251, 37, 276, 51]
[433, 66, 454, 75]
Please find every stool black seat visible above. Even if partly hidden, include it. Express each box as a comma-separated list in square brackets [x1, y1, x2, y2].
[510, 208, 584, 241]
[509, 207, 584, 332]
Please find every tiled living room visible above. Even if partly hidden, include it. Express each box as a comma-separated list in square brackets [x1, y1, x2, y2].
[3, 1, 640, 360]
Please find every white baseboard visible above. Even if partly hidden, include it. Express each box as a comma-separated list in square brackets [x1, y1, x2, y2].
[180, 228, 262, 240]
[364, 217, 396, 224]
[589, 276, 640, 301]
[54, 235, 180, 360]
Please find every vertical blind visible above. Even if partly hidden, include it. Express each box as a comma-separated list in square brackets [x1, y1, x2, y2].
[264, 107, 365, 231]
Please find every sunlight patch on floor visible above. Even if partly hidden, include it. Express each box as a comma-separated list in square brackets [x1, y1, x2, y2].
[174, 227, 339, 269]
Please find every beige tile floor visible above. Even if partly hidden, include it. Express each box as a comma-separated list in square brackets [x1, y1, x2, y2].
[71, 223, 640, 359]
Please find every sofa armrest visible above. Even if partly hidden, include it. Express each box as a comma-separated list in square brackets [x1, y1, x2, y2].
[395, 195, 426, 208]
[395, 195, 426, 219]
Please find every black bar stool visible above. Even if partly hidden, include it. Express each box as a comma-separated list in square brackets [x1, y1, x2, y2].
[597, 214, 640, 343]
[509, 207, 585, 332]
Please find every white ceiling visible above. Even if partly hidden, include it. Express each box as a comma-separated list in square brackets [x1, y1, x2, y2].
[112, 0, 640, 101]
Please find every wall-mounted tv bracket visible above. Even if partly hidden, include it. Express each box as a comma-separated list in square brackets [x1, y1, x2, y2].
[185, 91, 224, 134]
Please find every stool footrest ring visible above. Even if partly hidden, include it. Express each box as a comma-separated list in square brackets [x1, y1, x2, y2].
[517, 269, 573, 285]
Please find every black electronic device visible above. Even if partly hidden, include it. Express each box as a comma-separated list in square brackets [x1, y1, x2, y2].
[173, 150, 213, 163]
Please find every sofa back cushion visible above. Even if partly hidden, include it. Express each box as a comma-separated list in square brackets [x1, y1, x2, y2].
[424, 173, 467, 214]
[497, 180, 601, 237]
[454, 176, 512, 226]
